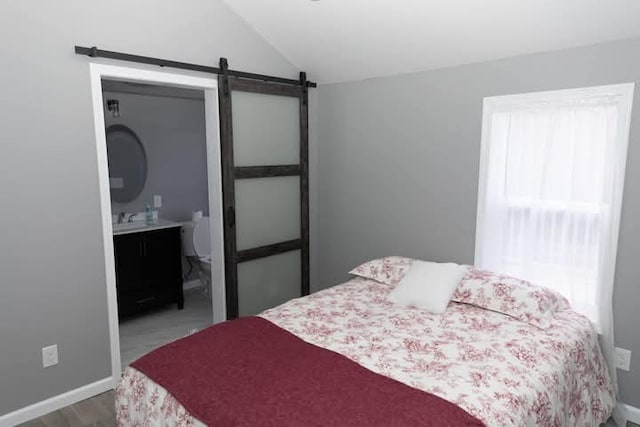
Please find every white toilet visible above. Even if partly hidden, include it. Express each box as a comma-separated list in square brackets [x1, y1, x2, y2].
[181, 217, 212, 295]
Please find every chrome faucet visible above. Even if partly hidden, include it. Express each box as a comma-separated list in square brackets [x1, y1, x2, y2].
[117, 212, 125, 224]
[127, 213, 139, 223]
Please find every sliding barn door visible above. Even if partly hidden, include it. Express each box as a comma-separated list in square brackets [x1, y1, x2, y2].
[218, 70, 309, 319]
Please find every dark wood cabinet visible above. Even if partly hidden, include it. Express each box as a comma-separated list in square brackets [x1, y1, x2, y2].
[113, 227, 184, 317]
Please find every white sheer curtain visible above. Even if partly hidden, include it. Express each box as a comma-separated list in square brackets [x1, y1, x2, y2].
[476, 85, 634, 422]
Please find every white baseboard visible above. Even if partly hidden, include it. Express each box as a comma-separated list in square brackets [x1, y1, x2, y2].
[621, 402, 640, 424]
[0, 377, 115, 426]
[183, 279, 202, 291]
[2, 379, 636, 427]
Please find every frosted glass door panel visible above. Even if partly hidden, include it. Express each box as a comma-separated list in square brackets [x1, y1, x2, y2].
[235, 176, 300, 250]
[232, 91, 300, 166]
[237, 250, 301, 316]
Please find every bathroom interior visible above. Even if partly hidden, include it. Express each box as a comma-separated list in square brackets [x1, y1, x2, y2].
[102, 79, 214, 367]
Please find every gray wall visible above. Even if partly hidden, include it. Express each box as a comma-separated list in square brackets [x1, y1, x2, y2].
[0, 0, 296, 416]
[104, 90, 209, 222]
[314, 38, 640, 406]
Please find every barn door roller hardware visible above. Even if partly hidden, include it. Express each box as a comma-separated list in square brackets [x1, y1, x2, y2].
[75, 46, 316, 88]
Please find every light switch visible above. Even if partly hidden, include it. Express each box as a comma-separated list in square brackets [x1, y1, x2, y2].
[42, 344, 58, 368]
[615, 347, 632, 371]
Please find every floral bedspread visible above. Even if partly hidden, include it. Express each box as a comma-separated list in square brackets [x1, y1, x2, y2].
[117, 277, 614, 426]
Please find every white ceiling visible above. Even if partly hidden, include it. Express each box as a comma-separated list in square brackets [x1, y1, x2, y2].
[222, 0, 640, 84]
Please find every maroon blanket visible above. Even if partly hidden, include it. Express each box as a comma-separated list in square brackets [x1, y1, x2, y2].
[131, 317, 483, 426]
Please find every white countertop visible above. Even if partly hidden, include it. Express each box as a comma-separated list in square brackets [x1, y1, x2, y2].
[112, 219, 182, 236]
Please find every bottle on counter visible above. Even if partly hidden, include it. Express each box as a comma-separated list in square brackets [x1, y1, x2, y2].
[145, 203, 154, 225]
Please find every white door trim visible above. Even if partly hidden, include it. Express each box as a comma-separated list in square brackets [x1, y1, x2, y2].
[88, 63, 226, 387]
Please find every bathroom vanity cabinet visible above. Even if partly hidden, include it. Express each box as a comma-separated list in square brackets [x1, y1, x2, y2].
[113, 225, 184, 317]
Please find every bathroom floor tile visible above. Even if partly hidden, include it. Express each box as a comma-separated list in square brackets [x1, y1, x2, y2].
[118, 287, 213, 367]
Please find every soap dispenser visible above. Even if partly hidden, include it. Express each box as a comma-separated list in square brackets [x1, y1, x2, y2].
[145, 203, 154, 225]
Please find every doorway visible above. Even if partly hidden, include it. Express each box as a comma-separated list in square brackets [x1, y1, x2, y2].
[88, 63, 225, 385]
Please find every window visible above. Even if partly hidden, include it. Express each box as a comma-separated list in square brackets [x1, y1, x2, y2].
[475, 84, 634, 329]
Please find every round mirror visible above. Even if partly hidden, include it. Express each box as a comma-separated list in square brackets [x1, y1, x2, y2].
[106, 125, 147, 203]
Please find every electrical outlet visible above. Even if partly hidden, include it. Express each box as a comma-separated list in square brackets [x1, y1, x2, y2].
[615, 347, 631, 371]
[42, 344, 58, 368]
[153, 195, 162, 208]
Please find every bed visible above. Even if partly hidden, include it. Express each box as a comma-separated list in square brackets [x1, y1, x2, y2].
[116, 272, 615, 426]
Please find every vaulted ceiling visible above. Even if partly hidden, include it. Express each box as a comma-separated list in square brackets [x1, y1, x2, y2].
[222, 0, 640, 83]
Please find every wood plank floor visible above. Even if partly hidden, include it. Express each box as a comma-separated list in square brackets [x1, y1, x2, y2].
[17, 389, 640, 427]
[17, 391, 115, 427]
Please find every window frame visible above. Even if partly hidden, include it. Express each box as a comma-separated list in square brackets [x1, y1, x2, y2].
[474, 83, 635, 293]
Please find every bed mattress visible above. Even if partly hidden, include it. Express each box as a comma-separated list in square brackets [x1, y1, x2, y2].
[116, 277, 614, 426]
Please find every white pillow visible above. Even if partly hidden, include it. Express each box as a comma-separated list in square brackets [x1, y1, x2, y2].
[388, 261, 467, 313]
